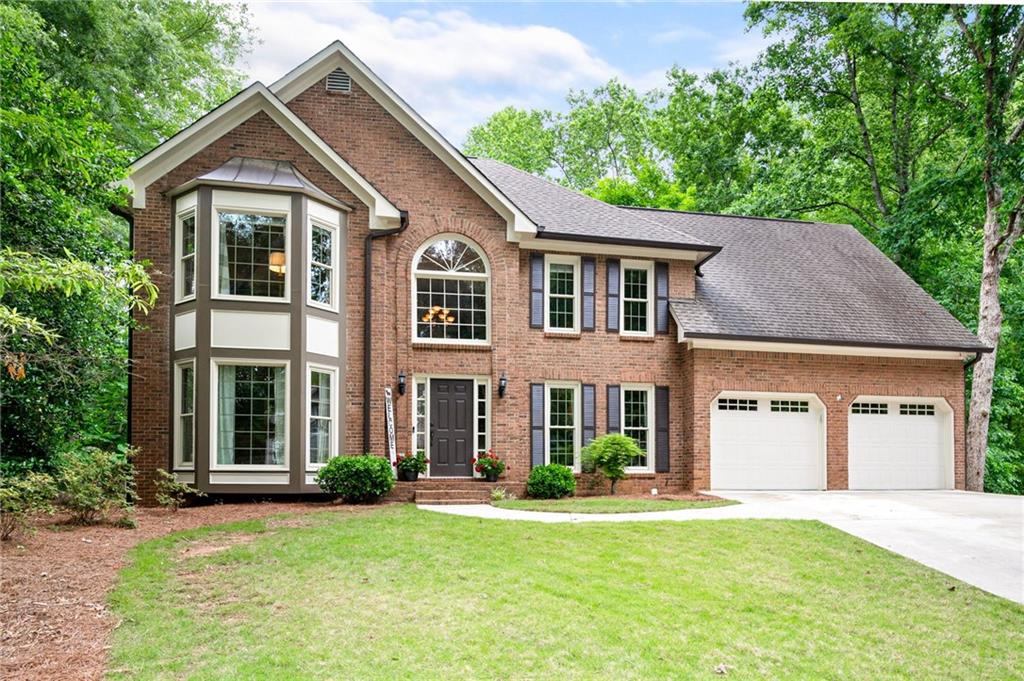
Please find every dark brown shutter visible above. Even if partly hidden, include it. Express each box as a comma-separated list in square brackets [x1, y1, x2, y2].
[582, 384, 596, 446]
[530, 383, 545, 467]
[581, 257, 596, 332]
[655, 262, 669, 334]
[530, 253, 544, 329]
[606, 259, 620, 332]
[655, 386, 670, 472]
[607, 384, 621, 433]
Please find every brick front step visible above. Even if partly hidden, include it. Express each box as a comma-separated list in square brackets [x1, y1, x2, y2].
[385, 479, 525, 503]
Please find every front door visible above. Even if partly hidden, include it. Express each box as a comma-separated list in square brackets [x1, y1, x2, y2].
[429, 379, 474, 477]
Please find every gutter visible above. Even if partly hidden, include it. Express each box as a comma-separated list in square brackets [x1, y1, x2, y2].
[963, 351, 984, 370]
[363, 210, 410, 453]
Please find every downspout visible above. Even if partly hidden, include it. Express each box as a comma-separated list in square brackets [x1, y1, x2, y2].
[110, 204, 135, 446]
[363, 210, 410, 453]
[963, 351, 983, 370]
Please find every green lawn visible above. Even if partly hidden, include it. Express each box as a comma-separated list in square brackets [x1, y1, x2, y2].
[109, 505, 1023, 680]
[493, 497, 737, 513]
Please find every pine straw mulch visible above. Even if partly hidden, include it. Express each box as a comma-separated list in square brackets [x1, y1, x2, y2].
[0, 500, 373, 681]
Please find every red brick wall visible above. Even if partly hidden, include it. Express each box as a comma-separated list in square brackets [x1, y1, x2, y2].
[687, 348, 966, 490]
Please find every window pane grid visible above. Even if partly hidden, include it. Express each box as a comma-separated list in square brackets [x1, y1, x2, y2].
[415, 277, 487, 341]
[623, 389, 649, 468]
[309, 370, 333, 464]
[718, 398, 758, 411]
[547, 263, 575, 330]
[180, 213, 196, 297]
[310, 225, 333, 305]
[414, 381, 427, 455]
[852, 402, 888, 415]
[476, 383, 488, 455]
[178, 365, 194, 465]
[900, 403, 935, 416]
[622, 267, 649, 333]
[217, 365, 285, 466]
[771, 400, 809, 413]
[219, 212, 287, 298]
[548, 387, 576, 467]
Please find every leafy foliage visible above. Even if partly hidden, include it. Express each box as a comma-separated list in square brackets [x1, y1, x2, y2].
[394, 452, 428, 475]
[526, 464, 576, 499]
[0, 471, 57, 540]
[56, 447, 137, 525]
[315, 455, 395, 503]
[153, 468, 206, 512]
[581, 434, 642, 495]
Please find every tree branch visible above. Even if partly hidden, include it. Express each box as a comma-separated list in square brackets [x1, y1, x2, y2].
[844, 50, 890, 217]
[789, 200, 882, 233]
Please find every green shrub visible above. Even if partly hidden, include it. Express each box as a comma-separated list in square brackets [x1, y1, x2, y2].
[154, 468, 206, 511]
[526, 464, 576, 499]
[315, 455, 394, 502]
[0, 472, 57, 540]
[57, 447, 137, 524]
[582, 434, 641, 495]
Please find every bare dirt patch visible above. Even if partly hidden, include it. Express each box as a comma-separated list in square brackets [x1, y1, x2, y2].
[177, 532, 261, 559]
[0, 500, 375, 680]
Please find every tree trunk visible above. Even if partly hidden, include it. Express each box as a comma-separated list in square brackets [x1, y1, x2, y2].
[965, 208, 1004, 491]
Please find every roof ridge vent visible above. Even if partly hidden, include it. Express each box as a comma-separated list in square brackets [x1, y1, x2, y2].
[326, 68, 351, 93]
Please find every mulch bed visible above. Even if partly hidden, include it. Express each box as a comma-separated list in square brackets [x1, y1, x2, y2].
[0, 500, 362, 680]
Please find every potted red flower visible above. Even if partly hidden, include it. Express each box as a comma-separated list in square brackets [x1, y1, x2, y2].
[394, 452, 428, 482]
[472, 449, 506, 482]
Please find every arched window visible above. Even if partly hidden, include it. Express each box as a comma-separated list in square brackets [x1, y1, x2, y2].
[412, 236, 489, 343]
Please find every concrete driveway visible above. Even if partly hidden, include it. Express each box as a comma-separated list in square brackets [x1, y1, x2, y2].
[423, 491, 1023, 603]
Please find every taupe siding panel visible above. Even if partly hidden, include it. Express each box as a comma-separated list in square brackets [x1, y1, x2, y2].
[606, 259, 620, 332]
[530, 383, 545, 467]
[581, 257, 596, 332]
[655, 386, 670, 472]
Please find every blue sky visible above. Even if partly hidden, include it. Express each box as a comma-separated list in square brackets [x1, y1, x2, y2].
[240, 1, 766, 144]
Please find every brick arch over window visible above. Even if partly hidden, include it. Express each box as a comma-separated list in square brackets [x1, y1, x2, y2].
[410, 233, 491, 344]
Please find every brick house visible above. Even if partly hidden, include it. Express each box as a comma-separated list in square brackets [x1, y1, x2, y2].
[124, 42, 988, 503]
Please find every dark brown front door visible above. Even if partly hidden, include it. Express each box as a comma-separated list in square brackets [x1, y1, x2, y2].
[430, 379, 474, 477]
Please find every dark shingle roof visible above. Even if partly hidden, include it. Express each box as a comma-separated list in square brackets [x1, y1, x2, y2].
[468, 157, 715, 252]
[629, 208, 987, 352]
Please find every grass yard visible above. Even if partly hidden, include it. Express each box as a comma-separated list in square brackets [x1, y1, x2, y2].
[109, 505, 1024, 680]
[493, 497, 737, 513]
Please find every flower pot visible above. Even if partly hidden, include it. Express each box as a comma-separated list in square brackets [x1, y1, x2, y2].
[484, 471, 499, 483]
[398, 469, 419, 482]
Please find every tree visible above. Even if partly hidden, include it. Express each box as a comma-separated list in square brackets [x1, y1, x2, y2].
[463, 107, 555, 176]
[582, 434, 642, 495]
[9, 0, 254, 154]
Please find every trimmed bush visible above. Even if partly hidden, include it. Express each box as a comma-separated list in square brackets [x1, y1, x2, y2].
[582, 433, 642, 495]
[0, 472, 57, 540]
[57, 447, 137, 524]
[316, 454, 395, 502]
[526, 464, 576, 499]
[154, 468, 206, 511]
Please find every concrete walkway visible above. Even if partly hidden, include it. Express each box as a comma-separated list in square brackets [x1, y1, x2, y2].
[420, 490, 1024, 603]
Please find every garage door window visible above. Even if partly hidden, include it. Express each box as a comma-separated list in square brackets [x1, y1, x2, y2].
[852, 402, 888, 414]
[771, 400, 809, 413]
[899, 403, 935, 416]
[718, 398, 758, 411]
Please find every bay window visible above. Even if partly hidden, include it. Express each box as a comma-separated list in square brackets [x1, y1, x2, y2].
[174, 361, 195, 468]
[308, 221, 337, 310]
[215, 362, 288, 468]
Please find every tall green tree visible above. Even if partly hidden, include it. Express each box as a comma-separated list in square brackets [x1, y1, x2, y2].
[463, 107, 555, 175]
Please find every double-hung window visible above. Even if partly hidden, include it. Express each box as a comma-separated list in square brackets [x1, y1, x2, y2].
[174, 361, 195, 468]
[307, 366, 336, 467]
[308, 217, 338, 310]
[544, 255, 580, 333]
[214, 362, 288, 468]
[175, 195, 197, 302]
[622, 385, 654, 470]
[213, 192, 291, 301]
[545, 382, 580, 470]
[621, 261, 654, 336]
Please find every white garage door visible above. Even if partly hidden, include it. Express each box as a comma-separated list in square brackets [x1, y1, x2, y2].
[849, 400, 951, 489]
[710, 395, 824, 490]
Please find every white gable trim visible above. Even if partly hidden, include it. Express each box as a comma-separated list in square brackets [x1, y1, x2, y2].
[128, 83, 402, 230]
[270, 41, 536, 238]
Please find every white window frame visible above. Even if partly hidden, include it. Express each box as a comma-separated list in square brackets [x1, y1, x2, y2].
[209, 358, 290, 471]
[620, 260, 655, 337]
[621, 383, 655, 473]
[544, 254, 581, 333]
[173, 360, 196, 470]
[306, 201, 340, 312]
[545, 381, 582, 472]
[174, 192, 198, 303]
[410, 375, 490, 477]
[306, 363, 338, 470]
[410, 233, 491, 346]
[210, 190, 292, 304]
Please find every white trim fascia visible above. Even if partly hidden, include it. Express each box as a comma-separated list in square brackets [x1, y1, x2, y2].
[128, 83, 402, 230]
[681, 334, 970, 361]
[269, 42, 535, 236]
[517, 237, 702, 260]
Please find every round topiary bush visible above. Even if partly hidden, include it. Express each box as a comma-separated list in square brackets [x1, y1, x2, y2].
[315, 455, 395, 502]
[526, 464, 576, 499]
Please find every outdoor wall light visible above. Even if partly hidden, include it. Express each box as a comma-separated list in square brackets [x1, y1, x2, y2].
[398, 371, 406, 396]
[498, 372, 508, 398]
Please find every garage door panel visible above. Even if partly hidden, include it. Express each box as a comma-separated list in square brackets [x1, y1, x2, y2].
[711, 397, 822, 490]
[849, 400, 948, 490]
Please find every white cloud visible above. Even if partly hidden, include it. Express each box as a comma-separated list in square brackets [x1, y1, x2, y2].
[650, 26, 712, 45]
[711, 29, 772, 66]
[236, 2, 623, 143]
